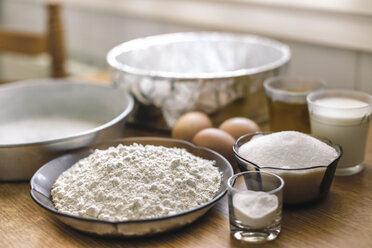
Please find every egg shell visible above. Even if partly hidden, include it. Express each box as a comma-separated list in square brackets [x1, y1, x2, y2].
[219, 117, 260, 139]
[172, 112, 213, 141]
[192, 128, 236, 161]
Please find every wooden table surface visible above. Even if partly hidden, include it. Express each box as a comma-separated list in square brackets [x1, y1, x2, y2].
[1, 78, 372, 247]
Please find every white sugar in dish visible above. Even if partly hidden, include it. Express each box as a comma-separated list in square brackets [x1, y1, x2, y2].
[238, 131, 339, 204]
[238, 131, 338, 169]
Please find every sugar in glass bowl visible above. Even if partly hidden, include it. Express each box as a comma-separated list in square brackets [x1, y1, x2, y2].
[233, 132, 342, 205]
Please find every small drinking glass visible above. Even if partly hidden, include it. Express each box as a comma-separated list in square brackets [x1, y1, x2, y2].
[227, 171, 284, 243]
[307, 89, 372, 176]
[264, 76, 325, 132]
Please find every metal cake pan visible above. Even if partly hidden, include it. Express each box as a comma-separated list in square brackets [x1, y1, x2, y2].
[0, 79, 134, 181]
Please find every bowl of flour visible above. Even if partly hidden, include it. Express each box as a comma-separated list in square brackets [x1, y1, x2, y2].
[30, 137, 233, 236]
[233, 131, 342, 205]
[0, 79, 134, 181]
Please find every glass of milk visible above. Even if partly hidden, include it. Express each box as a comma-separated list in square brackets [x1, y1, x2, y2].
[307, 89, 372, 176]
[227, 171, 284, 243]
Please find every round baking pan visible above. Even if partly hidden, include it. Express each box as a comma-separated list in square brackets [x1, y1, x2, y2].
[0, 79, 134, 181]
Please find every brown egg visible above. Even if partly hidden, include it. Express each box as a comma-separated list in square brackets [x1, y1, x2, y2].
[219, 117, 260, 139]
[192, 128, 236, 161]
[172, 112, 213, 141]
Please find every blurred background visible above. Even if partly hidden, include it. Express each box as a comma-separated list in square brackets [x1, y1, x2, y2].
[0, 0, 371, 93]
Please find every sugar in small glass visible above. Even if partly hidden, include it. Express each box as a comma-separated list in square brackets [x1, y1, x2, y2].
[227, 171, 284, 243]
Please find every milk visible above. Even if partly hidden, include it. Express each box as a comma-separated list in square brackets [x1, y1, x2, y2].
[310, 97, 371, 172]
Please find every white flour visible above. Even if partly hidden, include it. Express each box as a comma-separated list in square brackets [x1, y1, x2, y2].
[52, 143, 221, 221]
[0, 116, 101, 144]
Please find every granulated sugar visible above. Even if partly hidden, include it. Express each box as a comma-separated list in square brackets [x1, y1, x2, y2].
[238, 131, 339, 204]
[238, 131, 338, 168]
[233, 191, 278, 229]
[51, 143, 221, 221]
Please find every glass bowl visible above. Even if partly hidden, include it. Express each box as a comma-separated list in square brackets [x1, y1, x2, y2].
[232, 132, 342, 205]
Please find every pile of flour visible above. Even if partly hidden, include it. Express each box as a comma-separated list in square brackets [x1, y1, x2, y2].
[51, 143, 221, 221]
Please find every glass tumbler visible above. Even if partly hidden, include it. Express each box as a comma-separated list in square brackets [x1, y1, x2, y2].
[228, 171, 284, 243]
[307, 89, 372, 176]
[264, 76, 325, 132]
